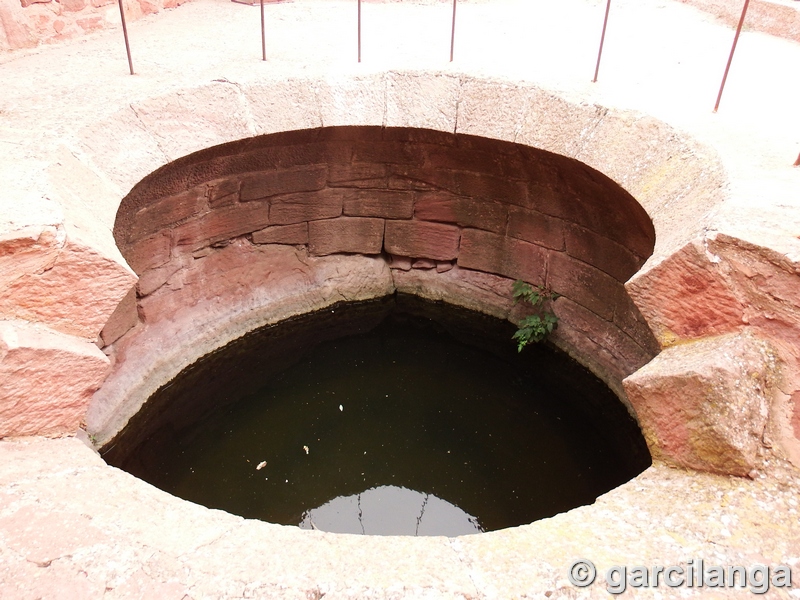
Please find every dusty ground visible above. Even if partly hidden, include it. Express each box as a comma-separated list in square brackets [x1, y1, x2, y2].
[1, 0, 800, 597]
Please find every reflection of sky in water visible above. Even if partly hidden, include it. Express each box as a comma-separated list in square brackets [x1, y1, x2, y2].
[299, 485, 483, 536]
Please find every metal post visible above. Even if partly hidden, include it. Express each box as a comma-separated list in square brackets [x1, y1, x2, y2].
[260, 0, 266, 61]
[358, 0, 361, 63]
[117, 0, 134, 75]
[592, 0, 611, 82]
[450, 0, 457, 63]
[713, 0, 750, 112]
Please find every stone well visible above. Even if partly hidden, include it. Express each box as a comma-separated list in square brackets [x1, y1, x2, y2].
[2, 0, 800, 596]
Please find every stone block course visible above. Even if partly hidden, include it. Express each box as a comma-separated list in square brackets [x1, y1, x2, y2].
[457, 228, 546, 285]
[126, 231, 172, 273]
[173, 202, 270, 251]
[507, 206, 565, 250]
[352, 141, 426, 166]
[99, 286, 139, 347]
[549, 296, 655, 395]
[546, 251, 620, 321]
[425, 146, 507, 179]
[453, 171, 528, 205]
[414, 192, 506, 233]
[328, 163, 390, 188]
[612, 292, 662, 357]
[240, 166, 328, 201]
[136, 259, 183, 297]
[252, 223, 309, 246]
[308, 217, 384, 256]
[207, 178, 240, 208]
[269, 189, 342, 225]
[130, 187, 207, 241]
[384, 220, 460, 261]
[342, 190, 414, 219]
[564, 224, 642, 282]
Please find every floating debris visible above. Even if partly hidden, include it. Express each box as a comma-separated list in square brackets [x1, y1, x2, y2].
[339, 405, 343, 411]
[303, 445, 309, 454]
[256, 461, 267, 470]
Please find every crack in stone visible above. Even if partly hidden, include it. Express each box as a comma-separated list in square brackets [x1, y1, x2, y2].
[447, 538, 483, 599]
[128, 103, 172, 163]
[414, 493, 429, 536]
[453, 75, 464, 135]
[357, 492, 365, 535]
[212, 78, 258, 137]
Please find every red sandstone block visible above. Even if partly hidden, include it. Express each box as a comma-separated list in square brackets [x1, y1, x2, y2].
[452, 171, 528, 205]
[382, 128, 455, 146]
[328, 163, 389, 188]
[342, 190, 414, 219]
[308, 217, 384, 256]
[564, 224, 642, 282]
[318, 126, 384, 142]
[388, 254, 413, 270]
[136, 259, 182, 297]
[131, 187, 207, 240]
[457, 228, 546, 285]
[389, 166, 458, 193]
[207, 178, 240, 208]
[415, 192, 506, 233]
[174, 202, 270, 251]
[100, 286, 139, 347]
[546, 251, 620, 321]
[127, 231, 171, 273]
[507, 206, 565, 251]
[240, 166, 327, 201]
[272, 142, 351, 169]
[384, 220, 460, 261]
[387, 174, 440, 192]
[269, 189, 343, 225]
[412, 259, 436, 269]
[525, 182, 569, 214]
[425, 146, 507, 179]
[252, 223, 309, 245]
[550, 297, 650, 384]
[612, 292, 661, 356]
[0, 321, 110, 438]
[352, 141, 426, 166]
[531, 183, 654, 259]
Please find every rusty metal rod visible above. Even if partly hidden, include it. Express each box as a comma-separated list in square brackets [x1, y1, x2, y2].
[260, 0, 266, 61]
[118, 0, 134, 75]
[714, 0, 750, 112]
[592, 0, 611, 82]
[358, 0, 361, 63]
[450, 0, 457, 62]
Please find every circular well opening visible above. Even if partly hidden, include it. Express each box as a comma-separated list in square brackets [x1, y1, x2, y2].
[102, 294, 651, 536]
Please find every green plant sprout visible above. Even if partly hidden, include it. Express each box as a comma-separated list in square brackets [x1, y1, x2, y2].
[512, 280, 560, 352]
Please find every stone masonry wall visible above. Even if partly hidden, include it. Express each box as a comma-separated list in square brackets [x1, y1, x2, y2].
[92, 126, 659, 445]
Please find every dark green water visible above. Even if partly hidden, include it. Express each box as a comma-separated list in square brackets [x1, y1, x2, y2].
[104, 295, 650, 535]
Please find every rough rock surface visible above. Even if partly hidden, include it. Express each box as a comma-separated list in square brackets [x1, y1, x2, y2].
[87, 243, 395, 444]
[624, 331, 777, 476]
[0, 321, 110, 437]
[0, 436, 798, 599]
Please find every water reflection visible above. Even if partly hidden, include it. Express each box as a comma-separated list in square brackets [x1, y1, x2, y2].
[299, 485, 483, 536]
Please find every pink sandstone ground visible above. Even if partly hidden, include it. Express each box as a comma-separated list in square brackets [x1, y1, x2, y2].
[1, 0, 800, 597]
